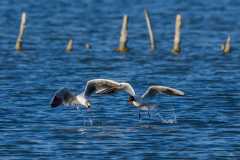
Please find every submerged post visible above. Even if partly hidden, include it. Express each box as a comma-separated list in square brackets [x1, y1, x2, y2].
[65, 38, 73, 52]
[85, 43, 92, 49]
[221, 34, 231, 54]
[115, 15, 128, 52]
[16, 12, 27, 51]
[171, 14, 182, 54]
[144, 9, 156, 51]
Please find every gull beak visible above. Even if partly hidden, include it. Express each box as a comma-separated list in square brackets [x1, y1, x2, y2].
[87, 102, 91, 108]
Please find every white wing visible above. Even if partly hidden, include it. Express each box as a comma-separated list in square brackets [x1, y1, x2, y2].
[83, 79, 122, 97]
[119, 82, 136, 96]
[83, 79, 136, 96]
[141, 85, 184, 99]
[96, 82, 135, 96]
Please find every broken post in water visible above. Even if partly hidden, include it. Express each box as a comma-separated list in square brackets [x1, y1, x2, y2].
[221, 34, 231, 54]
[65, 38, 73, 52]
[85, 43, 92, 49]
[144, 9, 156, 51]
[65, 39, 73, 52]
[115, 15, 128, 52]
[16, 12, 27, 51]
[171, 14, 182, 54]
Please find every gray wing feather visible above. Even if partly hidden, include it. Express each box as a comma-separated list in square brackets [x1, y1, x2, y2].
[141, 85, 184, 99]
[96, 82, 135, 96]
[96, 88, 116, 94]
[83, 79, 121, 97]
[84, 79, 135, 96]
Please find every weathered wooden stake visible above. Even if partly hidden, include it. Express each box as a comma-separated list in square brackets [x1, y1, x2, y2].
[115, 15, 128, 52]
[144, 9, 156, 51]
[16, 12, 27, 51]
[65, 38, 73, 52]
[171, 14, 182, 54]
[85, 43, 92, 49]
[221, 34, 231, 54]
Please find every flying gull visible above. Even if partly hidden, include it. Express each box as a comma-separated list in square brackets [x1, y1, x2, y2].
[98, 84, 184, 118]
[50, 79, 135, 108]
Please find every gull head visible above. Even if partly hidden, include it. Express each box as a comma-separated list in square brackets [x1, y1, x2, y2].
[85, 101, 91, 108]
[77, 95, 91, 109]
[128, 96, 135, 104]
[81, 99, 91, 108]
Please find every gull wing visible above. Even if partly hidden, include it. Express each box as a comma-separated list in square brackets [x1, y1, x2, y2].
[96, 83, 135, 96]
[95, 82, 135, 96]
[50, 88, 77, 107]
[84, 79, 136, 97]
[141, 85, 184, 99]
[83, 79, 122, 97]
[119, 82, 136, 96]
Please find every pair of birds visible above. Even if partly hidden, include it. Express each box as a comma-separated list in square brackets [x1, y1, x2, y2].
[50, 79, 184, 118]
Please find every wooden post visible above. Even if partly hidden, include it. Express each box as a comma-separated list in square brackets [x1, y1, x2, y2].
[144, 9, 156, 51]
[16, 12, 27, 51]
[65, 38, 73, 52]
[85, 43, 92, 49]
[221, 34, 231, 54]
[115, 15, 128, 52]
[171, 14, 182, 54]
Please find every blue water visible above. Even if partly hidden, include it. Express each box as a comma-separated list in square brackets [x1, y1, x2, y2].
[0, 0, 240, 159]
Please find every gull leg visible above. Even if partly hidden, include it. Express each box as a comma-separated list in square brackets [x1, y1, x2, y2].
[148, 110, 151, 118]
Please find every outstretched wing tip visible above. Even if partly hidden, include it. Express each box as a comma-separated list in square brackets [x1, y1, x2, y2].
[142, 85, 185, 98]
[178, 90, 185, 96]
[50, 96, 63, 108]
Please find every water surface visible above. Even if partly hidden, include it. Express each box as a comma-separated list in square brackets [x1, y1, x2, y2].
[0, 0, 240, 159]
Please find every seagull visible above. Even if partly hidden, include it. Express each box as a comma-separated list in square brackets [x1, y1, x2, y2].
[50, 79, 135, 108]
[128, 85, 184, 119]
[97, 83, 184, 119]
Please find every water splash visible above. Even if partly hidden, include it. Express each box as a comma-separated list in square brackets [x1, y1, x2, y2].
[83, 118, 93, 126]
[82, 109, 94, 126]
[155, 106, 178, 124]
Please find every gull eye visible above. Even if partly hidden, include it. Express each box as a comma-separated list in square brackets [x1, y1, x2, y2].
[87, 102, 91, 108]
[128, 96, 134, 101]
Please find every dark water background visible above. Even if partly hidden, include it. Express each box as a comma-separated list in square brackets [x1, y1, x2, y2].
[0, 0, 240, 159]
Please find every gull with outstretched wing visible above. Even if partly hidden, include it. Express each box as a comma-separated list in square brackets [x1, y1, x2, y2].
[127, 85, 184, 119]
[50, 79, 135, 108]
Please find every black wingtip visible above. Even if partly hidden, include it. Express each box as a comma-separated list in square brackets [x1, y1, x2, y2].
[50, 96, 62, 108]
